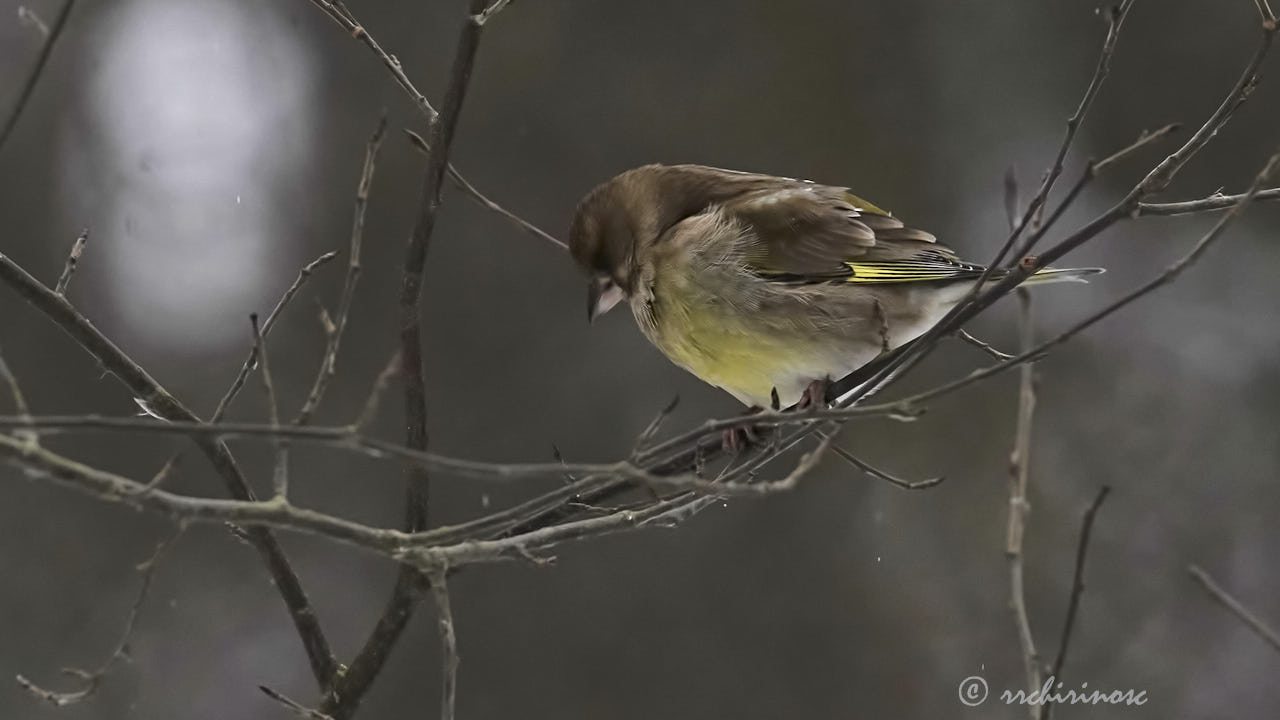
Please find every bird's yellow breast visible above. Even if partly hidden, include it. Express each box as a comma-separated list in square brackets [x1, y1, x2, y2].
[638, 288, 836, 407]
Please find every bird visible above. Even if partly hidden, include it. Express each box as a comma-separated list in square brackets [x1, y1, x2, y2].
[568, 163, 1100, 411]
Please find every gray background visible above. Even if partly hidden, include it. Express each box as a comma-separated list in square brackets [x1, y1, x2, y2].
[2, 0, 1278, 717]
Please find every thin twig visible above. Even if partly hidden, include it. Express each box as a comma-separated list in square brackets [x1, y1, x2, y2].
[632, 395, 680, 456]
[251, 315, 289, 499]
[428, 569, 459, 720]
[0, 342, 35, 443]
[210, 250, 341, 423]
[353, 348, 402, 432]
[0, 250, 338, 689]
[955, 329, 1014, 361]
[128, 449, 185, 497]
[0, 0, 76, 153]
[0, 424, 827, 562]
[1138, 187, 1280, 216]
[405, 130, 568, 250]
[474, 0, 513, 25]
[311, 1, 568, 253]
[1043, 486, 1111, 720]
[17, 6, 50, 37]
[307, 1, 436, 119]
[979, 0, 1135, 284]
[1257, 0, 1278, 24]
[1188, 565, 1280, 654]
[1006, 285, 1041, 720]
[830, 16, 1275, 413]
[259, 685, 336, 720]
[822, 436, 943, 490]
[0, 409, 814, 492]
[1137, 19, 1276, 196]
[17, 526, 183, 706]
[823, 146, 1280, 429]
[1021, 123, 1182, 257]
[295, 116, 388, 426]
[324, 2, 491, 716]
[54, 229, 88, 296]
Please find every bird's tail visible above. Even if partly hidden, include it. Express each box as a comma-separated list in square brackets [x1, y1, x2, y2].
[1018, 266, 1105, 286]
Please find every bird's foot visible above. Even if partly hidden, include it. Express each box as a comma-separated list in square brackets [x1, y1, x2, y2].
[721, 405, 764, 453]
[794, 378, 831, 412]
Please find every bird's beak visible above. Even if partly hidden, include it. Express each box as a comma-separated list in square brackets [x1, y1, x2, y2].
[587, 277, 625, 323]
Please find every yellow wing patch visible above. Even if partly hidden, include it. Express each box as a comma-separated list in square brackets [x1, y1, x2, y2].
[844, 260, 983, 284]
[843, 192, 891, 216]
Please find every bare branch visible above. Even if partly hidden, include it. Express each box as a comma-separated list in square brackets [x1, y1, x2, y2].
[307, 1, 437, 120]
[830, 18, 1276, 413]
[955, 329, 1014, 362]
[632, 395, 681, 457]
[0, 343, 35, 443]
[1003, 166, 1020, 234]
[1138, 187, 1280, 216]
[17, 526, 183, 706]
[352, 348, 402, 432]
[823, 436, 943, 490]
[474, 0, 514, 25]
[1021, 123, 1182, 257]
[0, 425, 829, 565]
[1006, 288, 1041, 720]
[251, 315, 289, 499]
[0, 414, 633, 481]
[296, 115, 388, 426]
[260, 685, 336, 720]
[428, 569, 459, 720]
[0, 248, 338, 689]
[129, 449, 185, 497]
[308, 1, 569, 255]
[405, 130, 568, 250]
[54, 229, 88, 296]
[1258, 0, 1278, 24]
[210, 249, 341, 423]
[977, 0, 1135, 282]
[817, 147, 1280, 428]
[1137, 20, 1276, 196]
[17, 6, 51, 37]
[326, 2, 493, 715]
[1188, 564, 1280, 654]
[0, 0, 76, 153]
[1043, 486, 1110, 720]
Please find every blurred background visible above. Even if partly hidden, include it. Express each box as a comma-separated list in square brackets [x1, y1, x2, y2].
[2, 0, 1278, 717]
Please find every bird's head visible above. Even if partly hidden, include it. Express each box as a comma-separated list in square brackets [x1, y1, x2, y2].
[570, 164, 742, 322]
[569, 182, 638, 323]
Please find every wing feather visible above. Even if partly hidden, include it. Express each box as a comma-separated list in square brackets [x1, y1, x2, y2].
[716, 179, 973, 284]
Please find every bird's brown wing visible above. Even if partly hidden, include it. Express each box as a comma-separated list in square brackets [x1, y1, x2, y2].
[720, 182, 984, 283]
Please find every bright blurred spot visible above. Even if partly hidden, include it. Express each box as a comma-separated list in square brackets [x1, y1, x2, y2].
[76, 0, 315, 354]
